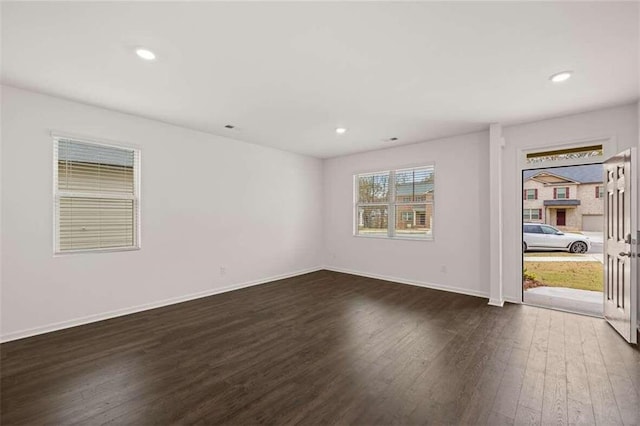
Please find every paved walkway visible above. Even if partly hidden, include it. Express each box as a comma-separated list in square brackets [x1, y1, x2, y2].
[524, 254, 603, 263]
[524, 286, 603, 316]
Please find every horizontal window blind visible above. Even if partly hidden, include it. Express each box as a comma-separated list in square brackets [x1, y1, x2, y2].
[395, 168, 432, 203]
[54, 138, 139, 253]
[58, 161, 134, 194]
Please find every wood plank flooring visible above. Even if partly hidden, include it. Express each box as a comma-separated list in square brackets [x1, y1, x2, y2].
[1, 270, 639, 425]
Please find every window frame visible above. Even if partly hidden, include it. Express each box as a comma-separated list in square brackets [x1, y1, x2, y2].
[554, 186, 569, 199]
[53, 135, 141, 255]
[401, 211, 414, 222]
[523, 188, 537, 200]
[353, 164, 434, 241]
[523, 208, 542, 221]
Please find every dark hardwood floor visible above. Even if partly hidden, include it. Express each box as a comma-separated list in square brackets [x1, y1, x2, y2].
[1, 270, 639, 425]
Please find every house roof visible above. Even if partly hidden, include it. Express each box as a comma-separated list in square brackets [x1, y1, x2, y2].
[523, 164, 602, 184]
[396, 182, 434, 196]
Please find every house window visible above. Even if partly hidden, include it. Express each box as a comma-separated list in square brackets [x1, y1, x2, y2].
[355, 165, 434, 239]
[54, 137, 140, 253]
[523, 208, 542, 221]
[523, 189, 537, 200]
[596, 186, 604, 198]
[554, 187, 569, 199]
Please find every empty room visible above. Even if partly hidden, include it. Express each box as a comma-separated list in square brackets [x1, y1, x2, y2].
[1, 1, 639, 425]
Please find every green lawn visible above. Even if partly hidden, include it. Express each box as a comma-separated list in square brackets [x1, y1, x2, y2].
[524, 261, 603, 292]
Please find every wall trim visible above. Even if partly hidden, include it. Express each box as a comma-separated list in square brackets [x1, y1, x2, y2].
[324, 265, 490, 300]
[504, 295, 522, 304]
[512, 135, 616, 311]
[0, 266, 323, 343]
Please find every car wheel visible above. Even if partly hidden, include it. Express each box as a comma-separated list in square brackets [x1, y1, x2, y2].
[523, 242, 527, 252]
[570, 241, 588, 254]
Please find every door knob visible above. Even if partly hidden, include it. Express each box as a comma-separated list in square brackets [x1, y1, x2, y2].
[619, 251, 631, 257]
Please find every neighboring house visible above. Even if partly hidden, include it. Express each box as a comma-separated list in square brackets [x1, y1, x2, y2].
[357, 181, 434, 231]
[395, 182, 434, 230]
[523, 164, 604, 231]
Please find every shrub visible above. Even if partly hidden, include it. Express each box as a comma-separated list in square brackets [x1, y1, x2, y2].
[523, 268, 537, 281]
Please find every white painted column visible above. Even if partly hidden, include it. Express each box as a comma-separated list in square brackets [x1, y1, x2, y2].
[489, 123, 505, 306]
[637, 100, 640, 332]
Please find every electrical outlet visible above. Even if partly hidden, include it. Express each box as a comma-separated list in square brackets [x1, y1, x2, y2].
[220, 266, 226, 276]
[440, 265, 447, 273]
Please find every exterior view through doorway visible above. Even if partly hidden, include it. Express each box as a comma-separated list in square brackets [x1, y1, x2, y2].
[522, 163, 604, 316]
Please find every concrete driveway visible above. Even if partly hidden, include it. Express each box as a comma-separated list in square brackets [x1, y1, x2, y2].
[583, 231, 603, 254]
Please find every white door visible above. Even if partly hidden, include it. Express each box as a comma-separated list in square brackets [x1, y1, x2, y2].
[604, 149, 637, 344]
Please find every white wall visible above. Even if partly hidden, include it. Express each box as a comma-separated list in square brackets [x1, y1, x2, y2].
[501, 103, 639, 302]
[323, 131, 491, 298]
[322, 104, 638, 307]
[2, 85, 638, 342]
[0, 86, 323, 341]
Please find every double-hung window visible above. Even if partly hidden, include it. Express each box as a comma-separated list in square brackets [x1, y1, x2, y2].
[54, 137, 140, 253]
[523, 189, 537, 200]
[554, 187, 569, 199]
[355, 165, 434, 239]
[523, 208, 542, 221]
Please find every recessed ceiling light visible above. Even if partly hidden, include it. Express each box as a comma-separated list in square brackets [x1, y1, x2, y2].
[336, 128, 347, 135]
[549, 71, 572, 83]
[135, 48, 156, 61]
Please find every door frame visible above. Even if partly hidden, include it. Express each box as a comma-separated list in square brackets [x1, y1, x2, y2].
[556, 209, 566, 227]
[517, 136, 617, 306]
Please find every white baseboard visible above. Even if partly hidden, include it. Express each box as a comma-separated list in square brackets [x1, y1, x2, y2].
[0, 266, 323, 343]
[324, 265, 490, 300]
[488, 298, 505, 307]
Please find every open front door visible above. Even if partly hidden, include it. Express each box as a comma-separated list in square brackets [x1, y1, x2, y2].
[604, 148, 637, 343]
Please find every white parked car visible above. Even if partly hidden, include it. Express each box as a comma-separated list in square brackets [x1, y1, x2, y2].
[523, 223, 591, 253]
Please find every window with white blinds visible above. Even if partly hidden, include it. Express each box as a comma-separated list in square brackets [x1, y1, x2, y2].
[355, 165, 434, 239]
[54, 137, 140, 253]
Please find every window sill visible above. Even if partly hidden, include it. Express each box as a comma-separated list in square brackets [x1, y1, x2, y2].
[353, 234, 434, 242]
[54, 246, 140, 256]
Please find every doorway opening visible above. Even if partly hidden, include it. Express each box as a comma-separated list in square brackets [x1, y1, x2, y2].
[522, 163, 604, 316]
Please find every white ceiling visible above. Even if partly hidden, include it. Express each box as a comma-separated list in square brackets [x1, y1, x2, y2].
[2, 2, 638, 158]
